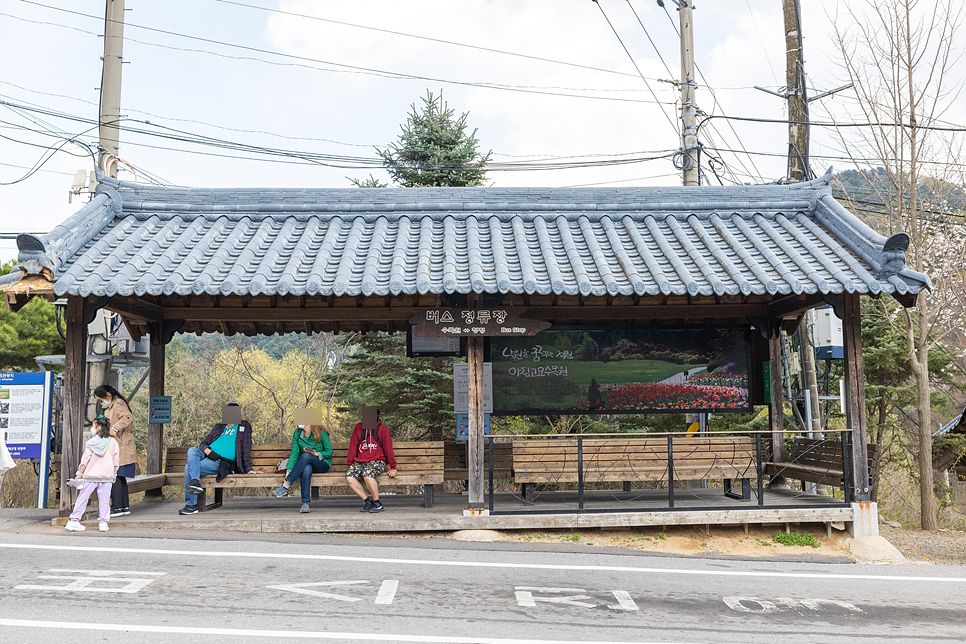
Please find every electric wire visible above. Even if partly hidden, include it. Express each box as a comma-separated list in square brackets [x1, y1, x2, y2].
[658, 2, 765, 183]
[211, 0, 666, 83]
[0, 99, 684, 173]
[592, 0, 681, 139]
[13, 4, 674, 106]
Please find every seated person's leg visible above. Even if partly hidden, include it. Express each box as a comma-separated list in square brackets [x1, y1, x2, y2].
[184, 447, 205, 505]
[363, 476, 380, 501]
[345, 463, 369, 500]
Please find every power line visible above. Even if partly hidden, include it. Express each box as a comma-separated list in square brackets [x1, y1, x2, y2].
[211, 0, 665, 83]
[698, 114, 966, 134]
[0, 99, 683, 173]
[743, 0, 780, 86]
[657, 2, 764, 183]
[592, 0, 680, 139]
[12, 4, 673, 106]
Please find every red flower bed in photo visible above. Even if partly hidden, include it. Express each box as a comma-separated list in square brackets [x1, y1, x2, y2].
[600, 381, 748, 411]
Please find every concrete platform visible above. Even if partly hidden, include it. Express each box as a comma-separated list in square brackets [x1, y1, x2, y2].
[95, 488, 854, 534]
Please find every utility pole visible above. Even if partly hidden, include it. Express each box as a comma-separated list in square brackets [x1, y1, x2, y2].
[783, 0, 808, 181]
[782, 0, 822, 443]
[90, 0, 126, 428]
[677, 0, 699, 186]
[98, 0, 125, 179]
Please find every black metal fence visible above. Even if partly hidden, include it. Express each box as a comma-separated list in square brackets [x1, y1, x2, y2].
[483, 430, 857, 515]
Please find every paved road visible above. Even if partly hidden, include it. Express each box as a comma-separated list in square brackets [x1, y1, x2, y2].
[0, 532, 964, 643]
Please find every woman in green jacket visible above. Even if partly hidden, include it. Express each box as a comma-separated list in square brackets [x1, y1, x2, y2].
[272, 424, 332, 513]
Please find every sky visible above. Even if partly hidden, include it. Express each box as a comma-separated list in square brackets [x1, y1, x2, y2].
[1, 0, 964, 263]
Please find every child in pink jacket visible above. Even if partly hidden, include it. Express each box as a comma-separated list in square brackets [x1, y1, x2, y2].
[66, 417, 120, 532]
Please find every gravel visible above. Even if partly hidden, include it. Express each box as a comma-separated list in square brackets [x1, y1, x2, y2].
[878, 524, 966, 565]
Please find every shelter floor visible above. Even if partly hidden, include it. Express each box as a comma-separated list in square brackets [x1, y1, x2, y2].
[97, 487, 854, 534]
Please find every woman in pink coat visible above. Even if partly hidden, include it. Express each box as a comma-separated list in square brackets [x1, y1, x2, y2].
[65, 417, 119, 532]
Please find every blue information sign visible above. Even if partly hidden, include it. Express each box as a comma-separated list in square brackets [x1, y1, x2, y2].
[455, 413, 490, 441]
[149, 396, 172, 424]
[0, 371, 53, 507]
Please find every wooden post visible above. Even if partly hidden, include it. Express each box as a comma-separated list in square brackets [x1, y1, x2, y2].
[61, 296, 88, 514]
[768, 333, 786, 466]
[144, 331, 165, 496]
[842, 293, 870, 501]
[466, 336, 485, 510]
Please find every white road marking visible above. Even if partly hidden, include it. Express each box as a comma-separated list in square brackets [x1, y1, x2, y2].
[798, 598, 862, 612]
[15, 569, 165, 594]
[375, 579, 398, 604]
[723, 597, 778, 613]
[608, 591, 640, 611]
[0, 618, 697, 644]
[268, 580, 368, 601]
[724, 596, 862, 613]
[2, 542, 965, 584]
[515, 587, 596, 608]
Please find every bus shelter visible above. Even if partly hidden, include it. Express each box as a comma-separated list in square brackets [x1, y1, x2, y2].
[1, 169, 929, 527]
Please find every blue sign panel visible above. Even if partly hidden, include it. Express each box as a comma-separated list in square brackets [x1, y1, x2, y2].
[0, 371, 53, 507]
[455, 413, 490, 441]
[149, 396, 172, 424]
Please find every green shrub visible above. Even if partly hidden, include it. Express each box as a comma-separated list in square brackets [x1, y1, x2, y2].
[772, 531, 820, 548]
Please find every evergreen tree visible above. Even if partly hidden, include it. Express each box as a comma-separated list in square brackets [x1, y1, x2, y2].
[0, 261, 64, 371]
[322, 332, 454, 441]
[378, 91, 491, 187]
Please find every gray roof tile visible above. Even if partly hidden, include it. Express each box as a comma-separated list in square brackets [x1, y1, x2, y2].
[9, 172, 931, 300]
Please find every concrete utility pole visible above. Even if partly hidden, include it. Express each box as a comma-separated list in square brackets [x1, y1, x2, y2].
[98, 0, 125, 179]
[677, 0, 699, 186]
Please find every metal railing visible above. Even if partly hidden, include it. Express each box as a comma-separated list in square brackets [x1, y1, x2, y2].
[483, 429, 857, 515]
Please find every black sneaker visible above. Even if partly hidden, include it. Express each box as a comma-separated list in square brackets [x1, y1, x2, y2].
[178, 505, 199, 515]
[361, 498, 374, 512]
[369, 500, 385, 513]
[186, 479, 204, 495]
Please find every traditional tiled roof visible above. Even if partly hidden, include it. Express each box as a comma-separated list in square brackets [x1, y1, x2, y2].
[4, 169, 930, 300]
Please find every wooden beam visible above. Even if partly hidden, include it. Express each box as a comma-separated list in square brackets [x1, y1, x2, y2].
[842, 292, 870, 501]
[105, 296, 163, 323]
[145, 333, 165, 496]
[768, 333, 786, 466]
[466, 335, 485, 510]
[767, 293, 825, 319]
[160, 303, 769, 323]
[61, 296, 87, 514]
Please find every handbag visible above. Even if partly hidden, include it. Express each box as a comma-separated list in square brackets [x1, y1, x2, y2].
[275, 459, 287, 473]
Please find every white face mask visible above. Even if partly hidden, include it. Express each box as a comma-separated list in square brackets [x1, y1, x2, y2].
[91, 427, 99, 436]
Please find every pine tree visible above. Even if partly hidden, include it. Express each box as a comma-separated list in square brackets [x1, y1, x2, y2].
[378, 91, 491, 187]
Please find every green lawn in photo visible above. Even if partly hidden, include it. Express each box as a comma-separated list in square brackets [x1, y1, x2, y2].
[493, 359, 689, 412]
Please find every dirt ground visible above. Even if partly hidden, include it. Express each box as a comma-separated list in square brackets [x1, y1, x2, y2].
[498, 524, 854, 560]
[877, 523, 966, 565]
[496, 522, 966, 565]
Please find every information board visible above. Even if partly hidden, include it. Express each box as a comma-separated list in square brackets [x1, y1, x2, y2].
[453, 363, 493, 413]
[149, 396, 172, 424]
[0, 371, 53, 508]
[455, 413, 491, 441]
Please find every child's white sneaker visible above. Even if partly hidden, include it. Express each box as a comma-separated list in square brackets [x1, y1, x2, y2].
[98, 522, 109, 532]
[66, 478, 84, 489]
[65, 520, 85, 532]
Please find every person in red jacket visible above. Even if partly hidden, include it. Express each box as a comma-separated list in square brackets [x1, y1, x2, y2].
[345, 408, 396, 513]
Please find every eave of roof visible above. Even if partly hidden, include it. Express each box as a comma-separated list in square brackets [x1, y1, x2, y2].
[6, 169, 931, 303]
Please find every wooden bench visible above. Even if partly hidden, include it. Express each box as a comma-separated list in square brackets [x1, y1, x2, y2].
[49, 455, 167, 502]
[164, 441, 444, 511]
[764, 437, 876, 489]
[512, 436, 757, 505]
[443, 441, 514, 484]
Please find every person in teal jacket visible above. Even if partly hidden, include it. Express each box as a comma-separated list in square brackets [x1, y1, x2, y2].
[272, 424, 332, 512]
